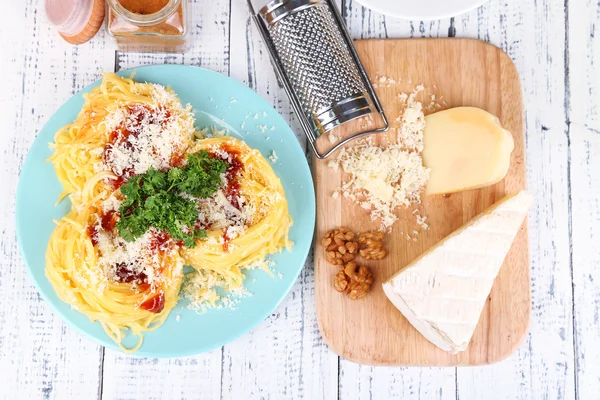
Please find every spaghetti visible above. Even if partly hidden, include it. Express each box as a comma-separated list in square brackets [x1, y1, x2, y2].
[46, 173, 183, 351]
[45, 73, 293, 352]
[48, 72, 195, 202]
[182, 136, 293, 291]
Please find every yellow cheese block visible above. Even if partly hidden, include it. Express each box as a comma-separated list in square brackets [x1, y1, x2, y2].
[422, 107, 514, 196]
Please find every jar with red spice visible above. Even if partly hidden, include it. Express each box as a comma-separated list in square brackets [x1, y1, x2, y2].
[106, 0, 191, 53]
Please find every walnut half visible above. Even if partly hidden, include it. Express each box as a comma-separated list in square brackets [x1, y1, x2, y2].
[332, 261, 374, 300]
[333, 270, 349, 292]
[321, 228, 358, 265]
[343, 261, 373, 300]
[358, 231, 387, 260]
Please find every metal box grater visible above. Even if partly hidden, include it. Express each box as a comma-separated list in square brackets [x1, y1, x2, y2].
[247, 0, 389, 158]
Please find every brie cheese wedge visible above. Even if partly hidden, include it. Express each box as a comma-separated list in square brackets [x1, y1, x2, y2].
[383, 190, 533, 353]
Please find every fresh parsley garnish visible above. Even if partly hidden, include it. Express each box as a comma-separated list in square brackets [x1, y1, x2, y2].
[116, 151, 228, 248]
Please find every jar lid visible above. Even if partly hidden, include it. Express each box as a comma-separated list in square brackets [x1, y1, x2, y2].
[45, 0, 105, 45]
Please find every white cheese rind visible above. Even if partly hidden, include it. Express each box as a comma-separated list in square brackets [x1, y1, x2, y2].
[383, 190, 533, 353]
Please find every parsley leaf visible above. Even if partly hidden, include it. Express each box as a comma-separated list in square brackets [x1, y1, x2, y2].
[169, 151, 228, 198]
[116, 151, 228, 248]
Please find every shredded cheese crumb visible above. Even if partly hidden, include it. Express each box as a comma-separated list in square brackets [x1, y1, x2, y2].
[371, 75, 400, 88]
[268, 150, 278, 163]
[416, 214, 429, 230]
[195, 126, 227, 139]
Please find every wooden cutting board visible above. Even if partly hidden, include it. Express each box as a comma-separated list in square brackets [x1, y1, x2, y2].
[313, 39, 528, 366]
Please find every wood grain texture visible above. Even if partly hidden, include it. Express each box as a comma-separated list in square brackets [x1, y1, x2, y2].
[1, 0, 599, 398]
[570, 125, 600, 400]
[314, 38, 528, 366]
[0, 1, 113, 399]
[101, 349, 222, 400]
[569, 0, 600, 397]
[340, 365, 456, 400]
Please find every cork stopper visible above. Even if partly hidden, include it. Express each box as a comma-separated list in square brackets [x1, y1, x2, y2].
[45, 0, 105, 45]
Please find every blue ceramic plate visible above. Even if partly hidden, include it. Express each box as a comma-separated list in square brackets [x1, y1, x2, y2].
[16, 65, 315, 357]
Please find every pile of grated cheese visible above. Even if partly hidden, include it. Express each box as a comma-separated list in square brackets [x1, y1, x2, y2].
[395, 85, 426, 151]
[95, 228, 164, 287]
[181, 269, 252, 313]
[187, 189, 255, 252]
[328, 86, 430, 231]
[96, 84, 195, 176]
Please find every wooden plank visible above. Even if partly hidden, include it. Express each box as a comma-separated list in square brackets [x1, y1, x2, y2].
[218, 2, 338, 399]
[340, 365, 456, 400]
[101, 349, 222, 400]
[101, 1, 231, 398]
[0, 1, 113, 399]
[568, 0, 599, 125]
[570, 126, 600, 399]
[569, 0, 600, 397]
[455, 0, 576, 398]
[344, 0, 451, 40]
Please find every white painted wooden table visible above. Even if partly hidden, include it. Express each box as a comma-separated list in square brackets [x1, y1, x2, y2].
[1, 0, 598, 398]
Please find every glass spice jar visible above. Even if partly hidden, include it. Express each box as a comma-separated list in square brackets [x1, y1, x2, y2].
[45, 0, 106, 45]
[106, 0, 191, 53]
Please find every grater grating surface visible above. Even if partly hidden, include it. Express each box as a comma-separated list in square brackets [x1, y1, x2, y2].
[269, 4, 367, 117]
